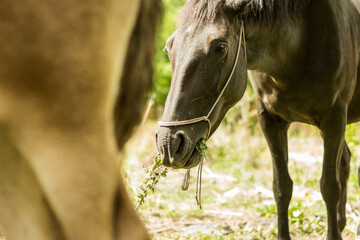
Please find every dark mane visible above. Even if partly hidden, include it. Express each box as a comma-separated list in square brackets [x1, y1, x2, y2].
[249, 0, 309, 24]
[178, 0, 225, 31]
[178, 0, 309, 30]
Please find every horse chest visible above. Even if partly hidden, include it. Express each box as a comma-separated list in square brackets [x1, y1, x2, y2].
[260, 91, 316, 124]
[250, 71, 344, 125]
[254, 81, 332, 125]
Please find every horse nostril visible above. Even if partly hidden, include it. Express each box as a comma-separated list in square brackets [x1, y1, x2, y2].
[171, 131, 187, 158]
[175, 132, 185, 154]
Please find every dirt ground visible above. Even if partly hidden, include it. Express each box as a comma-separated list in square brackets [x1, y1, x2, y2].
[125, 121, 360, 240]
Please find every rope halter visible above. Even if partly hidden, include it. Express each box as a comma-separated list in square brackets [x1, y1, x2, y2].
[158, 22, 246, 209]
[158, 21, 246, 139]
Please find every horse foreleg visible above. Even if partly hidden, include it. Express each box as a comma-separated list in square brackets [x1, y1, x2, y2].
[337, 141, 351, 232]
[257, 99, 292, 240]
[0, 126, 66, 240]
[0, 114, 150, 240]
[319, 103, 347, 240]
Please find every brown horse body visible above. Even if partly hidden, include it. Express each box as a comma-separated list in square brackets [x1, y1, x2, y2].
[0, 0, 160, 239]
[156, 0, 360, 239]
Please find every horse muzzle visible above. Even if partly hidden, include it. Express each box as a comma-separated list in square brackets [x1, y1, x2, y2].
[156, 125, 204, 169]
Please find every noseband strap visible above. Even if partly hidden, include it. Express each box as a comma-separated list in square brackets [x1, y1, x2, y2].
[158, 21, 246, 140]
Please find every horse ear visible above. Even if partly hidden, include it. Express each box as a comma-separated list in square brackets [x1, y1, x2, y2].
[225, 0, 253, 14]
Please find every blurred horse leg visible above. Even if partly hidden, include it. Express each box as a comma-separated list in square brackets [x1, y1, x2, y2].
[0, 127, 65, 239]
[0, 0, 151, 239]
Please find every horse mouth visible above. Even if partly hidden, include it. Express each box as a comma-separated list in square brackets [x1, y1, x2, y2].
[156, 125, 207, 169]
[182, 146, 202, 169]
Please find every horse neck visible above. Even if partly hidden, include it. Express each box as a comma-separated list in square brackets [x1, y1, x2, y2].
[244, 14, 307, 82]
[243, 0, 353, 84]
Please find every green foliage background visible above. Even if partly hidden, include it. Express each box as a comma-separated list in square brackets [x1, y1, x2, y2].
[153, 0, 187, 104]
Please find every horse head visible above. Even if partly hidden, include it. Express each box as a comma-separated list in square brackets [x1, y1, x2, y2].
[156, 0, 251, 169]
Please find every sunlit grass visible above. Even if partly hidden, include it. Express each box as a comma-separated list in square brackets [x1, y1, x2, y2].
[123, 97, 360, 239]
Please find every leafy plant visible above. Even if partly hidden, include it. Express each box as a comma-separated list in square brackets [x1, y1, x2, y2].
[153, 0, 187, 105]
[136, 138, 208, 209]
[136, 154, 168, 209]
[196, 138, 208, 158]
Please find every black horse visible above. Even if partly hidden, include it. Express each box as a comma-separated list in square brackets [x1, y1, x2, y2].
[156, 0, 360, 239]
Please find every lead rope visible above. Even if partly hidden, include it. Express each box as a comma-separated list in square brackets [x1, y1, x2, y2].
[163, 21, 246, 209]
[196, 157, 203, 209]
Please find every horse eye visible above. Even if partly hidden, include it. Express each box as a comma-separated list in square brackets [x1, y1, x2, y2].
[215, 43, 228, 54]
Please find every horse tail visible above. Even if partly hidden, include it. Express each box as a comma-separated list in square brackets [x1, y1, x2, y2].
[114, 0, 163, 149]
